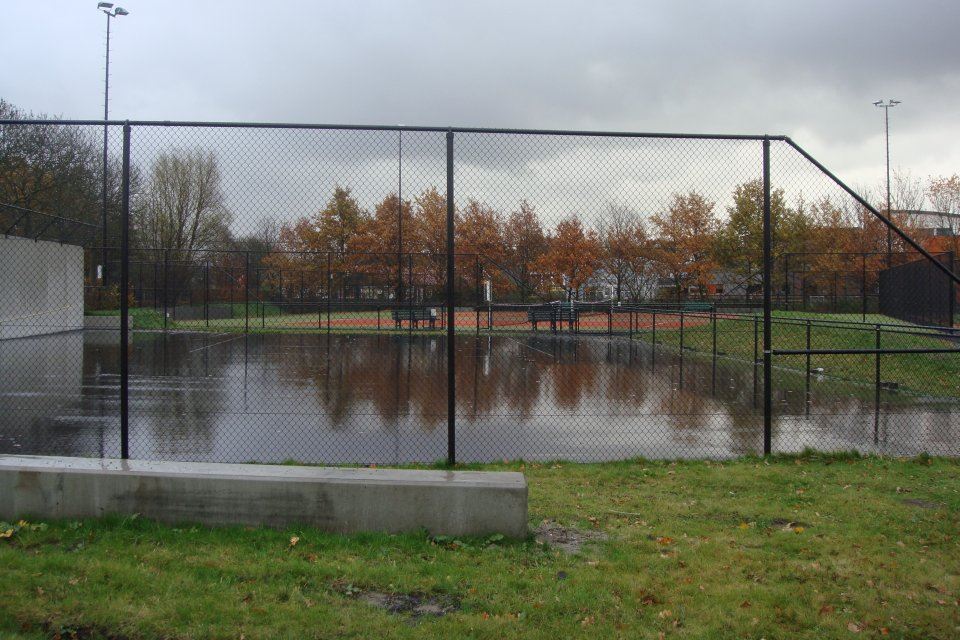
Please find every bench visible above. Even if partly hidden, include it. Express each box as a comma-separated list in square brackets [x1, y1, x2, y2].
[527, 305, 578, 332]
[681, 302, 714, 312]
[527, 307, 558, 331]
[392, 307, 436, 329]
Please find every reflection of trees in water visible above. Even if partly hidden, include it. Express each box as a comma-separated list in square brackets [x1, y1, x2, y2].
[132, 333, 226, 458]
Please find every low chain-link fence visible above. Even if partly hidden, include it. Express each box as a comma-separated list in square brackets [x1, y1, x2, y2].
[1, 118, 957, 463]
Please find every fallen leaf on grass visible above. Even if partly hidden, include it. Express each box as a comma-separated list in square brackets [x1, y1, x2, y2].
[847, 621, 863, 633]
[739, 600, 751, 608]
[819, 604, 835, 615]
[289, 536, 300, 548]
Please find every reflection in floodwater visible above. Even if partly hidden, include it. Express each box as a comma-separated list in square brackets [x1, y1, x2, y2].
[1, 331, 958, 463]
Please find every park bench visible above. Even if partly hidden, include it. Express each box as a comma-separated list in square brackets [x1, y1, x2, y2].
[391, 307, 436, 329]
[681, 302, 714, 312]
[527, 304, 578, 332]
[527, 306, 558, 332]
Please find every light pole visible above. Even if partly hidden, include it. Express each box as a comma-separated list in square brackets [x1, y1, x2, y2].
[874, 99, 900, 267]
[98, 2, 129, 284]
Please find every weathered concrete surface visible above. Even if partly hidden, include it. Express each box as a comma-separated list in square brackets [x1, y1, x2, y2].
[0, 456, 528, 538]
[0, 236, 83, 340]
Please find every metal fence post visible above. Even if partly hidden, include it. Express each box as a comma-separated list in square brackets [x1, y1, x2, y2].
[204, 259, 210, 328]
[446, 129, 456, 466]
[861, 254, 867, 321]
[711, 309, 717, 395]
[805, 319, 811, 417]
[762, 136, 773, 455]
[327, 252, 332, 333]
[119, 122, 131, 460]
[874, 324, 881, 443]
[244, 251, 250, 333]
[163, 249, 169, 330]
[679, 310, 685, 388]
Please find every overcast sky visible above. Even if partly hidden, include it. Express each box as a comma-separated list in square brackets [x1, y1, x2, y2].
[3, 0, 960, 221]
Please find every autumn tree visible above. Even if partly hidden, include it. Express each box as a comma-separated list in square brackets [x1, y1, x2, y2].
[651, 192, 718, 301]
[350, 193, 413, 299]
[503, 200, 548, 301]
[457, 199, 508, 294]
[714, 180, 809, 296]
[537, 214, 601, 301]
[926, 174, 960, 254]
[412, 187, 449, 290]
[596, 204, 650, 301]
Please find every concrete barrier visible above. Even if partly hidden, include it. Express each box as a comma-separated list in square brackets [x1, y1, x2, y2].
[0, 456, 528, 538]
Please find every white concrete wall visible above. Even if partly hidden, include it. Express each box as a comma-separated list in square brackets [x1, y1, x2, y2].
[0, 235, 83, 340]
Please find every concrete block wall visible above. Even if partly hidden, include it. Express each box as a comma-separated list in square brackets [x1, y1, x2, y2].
[0, 236, 83, 340]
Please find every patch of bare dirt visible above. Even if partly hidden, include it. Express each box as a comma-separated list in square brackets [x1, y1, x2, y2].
[333, 582, 460, 618]
[902, 498, 941, 510]
[534, 519, 608, 554]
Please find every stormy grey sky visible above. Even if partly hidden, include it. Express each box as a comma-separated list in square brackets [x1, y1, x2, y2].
[3, 0, 959, 225]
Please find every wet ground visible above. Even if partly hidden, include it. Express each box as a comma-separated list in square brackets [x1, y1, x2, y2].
[1, 331, 957, 463]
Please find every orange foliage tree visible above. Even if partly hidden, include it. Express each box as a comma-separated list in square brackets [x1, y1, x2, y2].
[651, 192, 718, 301]
[537, 214, 601, 301]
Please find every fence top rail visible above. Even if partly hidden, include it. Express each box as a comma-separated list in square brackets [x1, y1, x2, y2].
[1, 202, 99, 230]
[597, 305, 960, 336]
[0, 118, 788, 141]
[773, 348, 960, 356]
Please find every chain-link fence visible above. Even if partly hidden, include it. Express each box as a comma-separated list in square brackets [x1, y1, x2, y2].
[1, 118, 958, 463]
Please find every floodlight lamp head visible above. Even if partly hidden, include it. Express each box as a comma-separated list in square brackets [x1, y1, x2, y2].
[114, 7, 129, 15]
[873, 100, 883, 106]
[97, 2, 114, 9]
[890, 100, 901, 105]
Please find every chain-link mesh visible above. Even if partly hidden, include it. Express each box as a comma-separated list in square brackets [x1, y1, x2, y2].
[1, 120, 957, 463]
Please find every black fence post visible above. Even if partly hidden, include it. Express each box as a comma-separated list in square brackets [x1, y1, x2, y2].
[711, 309, 717, 395]
[753, 314, 758, 409]
[163, 249, 169, 330]
[784, 254, 789, 311]
[861, 254, 867, 322]
[407, 253, 414, 335]
[949, 252, 956, 329]
[475, 257, 481, 335]
[119, 122, 131, 460]
[762, 136, 773, 455]
[805, 319, 811, 417]
[651, 310, 657, 370]
[244, 251, 250, 334]
[446, 129, 456, 466]
[679, 310, 685, 388]
[326, 252, 332, 333]
[874, 324, 881, 443]
[204, 259, 210, 328]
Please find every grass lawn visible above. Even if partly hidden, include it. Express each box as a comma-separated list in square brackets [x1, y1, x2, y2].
[1, 454, 958, 639]
[646, 311, 960, 398]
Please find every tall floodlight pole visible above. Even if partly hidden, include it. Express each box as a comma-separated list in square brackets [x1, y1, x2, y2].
[98, 2, 129, 284]
[874, 99, 900, 268]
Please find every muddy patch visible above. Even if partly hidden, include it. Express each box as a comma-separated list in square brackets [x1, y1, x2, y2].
[534, 520, 608, 554]
[902, 498, 941, 510]
[769, 518, 810, 529]
[334, 583, 459, 618]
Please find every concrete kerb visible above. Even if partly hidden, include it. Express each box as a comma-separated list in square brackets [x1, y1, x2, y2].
[0, 455, 528, 538]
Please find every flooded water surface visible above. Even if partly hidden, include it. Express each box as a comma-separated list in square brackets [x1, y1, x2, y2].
[1, 331, 957, 463]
